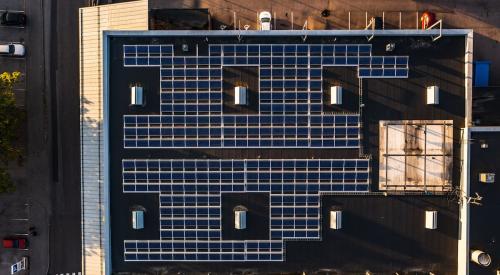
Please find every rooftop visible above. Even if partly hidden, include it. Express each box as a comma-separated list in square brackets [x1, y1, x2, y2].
[102, 31, 468, 274]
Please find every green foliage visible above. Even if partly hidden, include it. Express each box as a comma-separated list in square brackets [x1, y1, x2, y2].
[0, 169, 15, 193]
[0, 71, 23, 193]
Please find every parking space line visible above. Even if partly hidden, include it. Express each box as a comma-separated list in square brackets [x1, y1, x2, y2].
[0, 26, 25, 29]
[0, 56, 26, 60]
[0, 41, 25, 44]
[0, 9, 25, 13]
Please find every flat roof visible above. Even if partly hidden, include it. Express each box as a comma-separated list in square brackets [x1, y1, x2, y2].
[103, 32, 468, 273]
[468, 129, 500, 274]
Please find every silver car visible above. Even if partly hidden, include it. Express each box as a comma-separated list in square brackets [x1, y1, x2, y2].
[0, 43, 25, 57]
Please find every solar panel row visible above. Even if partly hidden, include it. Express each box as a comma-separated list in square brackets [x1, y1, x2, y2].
[129, 55, 408, 67]
[124, 240, 284, 261]
[123, 44, 408, 77]
[123, 159, 368, 187]
[123, 115, 360, 148]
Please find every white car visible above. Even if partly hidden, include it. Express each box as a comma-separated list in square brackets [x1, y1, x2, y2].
[0, 43, 25, 57]
[259, 11, 272, 30]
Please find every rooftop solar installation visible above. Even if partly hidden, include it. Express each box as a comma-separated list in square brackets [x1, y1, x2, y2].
[105, 33, 467, 272]
[122, 43, 408, 148]
[116, 41, 410, 262]
[122, 159, 369, 261]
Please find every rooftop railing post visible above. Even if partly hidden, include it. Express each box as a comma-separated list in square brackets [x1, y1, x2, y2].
[382, 11, 385, 30]
[399, 12, 401, 29]
[416, 11, 419, 30]
[348, 11, 351, 30]
[274, 11, 276, 30]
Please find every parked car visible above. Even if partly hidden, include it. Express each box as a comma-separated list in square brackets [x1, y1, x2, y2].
[0, 11, 26, 26]
[3, 237, 27, 249]
[0, 43, 25, 57]
[259, 11, 272, 30]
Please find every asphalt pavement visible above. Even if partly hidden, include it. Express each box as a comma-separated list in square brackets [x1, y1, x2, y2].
[47, 0, 87, 274]
[24, 0, 53, 273]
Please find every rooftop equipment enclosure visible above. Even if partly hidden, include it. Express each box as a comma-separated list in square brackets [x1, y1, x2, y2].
[234, 210, 247, 229]
[131, 210, 144, 229]
[425, 210, 437, 229]
[130, 85, 144, 106]
[234, 86, 248, 105]
[330, 86, 342, 105]
[330, 210, 342, 229]
[426, 86, 439, 105]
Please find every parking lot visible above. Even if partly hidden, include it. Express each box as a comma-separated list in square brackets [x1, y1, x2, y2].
[0, 0, 41, 274]
[0, 0, 26, 106]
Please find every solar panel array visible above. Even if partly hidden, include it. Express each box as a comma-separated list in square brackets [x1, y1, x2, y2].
[122, 159, 369, 261]
[124, 114, 360, 148]
[117, 41, 409, 262]
[122, 43, 409, 148]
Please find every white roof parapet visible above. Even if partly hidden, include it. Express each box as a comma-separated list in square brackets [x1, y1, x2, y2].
[104, 29, 473, 37]
[79, 1, 148, 275]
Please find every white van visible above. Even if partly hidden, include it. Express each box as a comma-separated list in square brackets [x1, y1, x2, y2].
[131, 210, 144, 229]
[259, 11, 272, 30]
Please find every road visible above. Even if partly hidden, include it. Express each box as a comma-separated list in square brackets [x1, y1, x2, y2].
[47, 0, 88, 274]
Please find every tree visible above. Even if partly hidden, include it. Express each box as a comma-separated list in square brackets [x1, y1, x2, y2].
[0, 71, 23, 193]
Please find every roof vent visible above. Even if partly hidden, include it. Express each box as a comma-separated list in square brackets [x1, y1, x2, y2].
[131, 210, 144, 229]
[480, 140, 488, 148]
[471, 250, 492, 267]
[385, 43, 395, 52]
[234, 85, 248, 105]
[130, 85, 144, 106]
[234, 210, 247, 230]
[234, 205, 247, 230]
[426, 86, 439, 105]
[425, 210, 437, 229]
[330, 210, 342, 229]
[330, 86, 342, 105]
